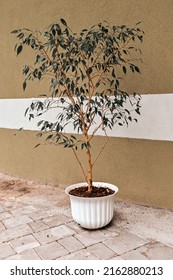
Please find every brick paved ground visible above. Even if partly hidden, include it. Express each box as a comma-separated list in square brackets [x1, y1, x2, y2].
[0, 173, 173, 260]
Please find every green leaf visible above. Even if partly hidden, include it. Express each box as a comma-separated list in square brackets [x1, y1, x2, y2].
[110, 80, 114, 86]
[122, 66, 126, 74]
[112, 69, 115, 78]
[17, 45, 23, 56]
[46, 135, 53, 141]
[135, 66, 140, 73]
[38, 71, 42, 80]
[39, 94, 47, 97]
[37, 120, 44, 127]
[137, 35, 143, 42]
[81, 143, 87, 150]
[60, 18, 67, 26]
[11, 29, 21, 34]
[86, 68, 92, 75]
[72, 66, 76, 72]
[14, 127, 23, 136]
[24, 107, 29, 116]
[34, 143, 40, 148]
[71, 135, 77, 140]
[36, 132, 43, 137]
[135, 108, 141, 115]
[23, 65, 29, 75]
[64, 28, 69, 36]
[52, 28, 56, 36]
[29, 114, 34, 121]
[17, 32, 24, 39]
[23, 80, 27, 91]
[56, 24, 62, 35]
[123, 49, 128, 55]
[130, 65, 134, 73]
[116, 79, 119, 87]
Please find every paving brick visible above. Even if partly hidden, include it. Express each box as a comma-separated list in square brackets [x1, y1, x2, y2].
[88, 242, 116, 259]
[10, 234, 40, 253]
[67, 221, 86, 233]
[142, 241, 173, 260]
[29, 220, 49, 232]
[0, 243, 16, 259]
[35, 241, 68, 259]
[3, 215, 33, 228]
[57, 207, 72, 218]
[121, 247, 149, 260]
[48, 208, 70, 217]
[11, 205, 38, 216]
[3, 202, 18, 211]
[2, 201, 17, 210]
[106, 224, 123, 234]
[103, 231, 148, 255]
[59, 236, 84, 253]
[121, 241, 173, 260]
[75, 229, 117, 247]
[5, 249, 41, 260]
[30, 209, 67, 221]
[100, 228, 119, 238]
[0, 224, 33, 243]
[33, 225, 75, 245]
[109, 256, 125, 260]
[29, 211, 52, 221]
[0, 211, 12, 220]
[0, 221, 5, 230]
[57, 249, 99, 260]
[42, 214, 72, 227]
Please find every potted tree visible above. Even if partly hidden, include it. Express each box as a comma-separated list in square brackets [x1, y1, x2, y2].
[12, 19, 144, 229]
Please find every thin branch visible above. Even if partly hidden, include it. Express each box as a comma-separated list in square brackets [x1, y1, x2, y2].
[34, 31, 52, 65]
[87, 121, 103, 139]
[72, 147, 87, 182]
[92, 137, 109, 167]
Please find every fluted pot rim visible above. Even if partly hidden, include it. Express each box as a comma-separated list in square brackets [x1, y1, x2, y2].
[65, 181, 119, 200]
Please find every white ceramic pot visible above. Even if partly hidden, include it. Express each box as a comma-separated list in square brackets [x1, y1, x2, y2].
[65, 182, 119, 229]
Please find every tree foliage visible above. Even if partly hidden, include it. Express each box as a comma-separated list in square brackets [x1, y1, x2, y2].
[12, 19, 144, 191]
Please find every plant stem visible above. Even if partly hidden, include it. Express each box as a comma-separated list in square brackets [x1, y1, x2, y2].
[92, 137, 109, 167]
[86, 145, 93, 192]
[72, 147, 87, 183]
[83, 129, 93, 192]
[86, 146, 93, 192]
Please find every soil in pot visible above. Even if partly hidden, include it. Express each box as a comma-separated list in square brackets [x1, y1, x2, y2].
[69, 186, 115, 198]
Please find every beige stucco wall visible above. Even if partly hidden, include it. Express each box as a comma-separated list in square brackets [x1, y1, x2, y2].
[0, 0, 173, 97]
[0, 0, 173, 209]
[0, 128, 173, 209]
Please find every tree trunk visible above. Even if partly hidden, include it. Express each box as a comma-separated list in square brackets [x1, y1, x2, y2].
[86, 146, 93, 192]
[83, 126, 93, 192]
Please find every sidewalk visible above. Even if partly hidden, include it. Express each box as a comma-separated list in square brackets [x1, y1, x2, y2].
[0, 173, 173, 260]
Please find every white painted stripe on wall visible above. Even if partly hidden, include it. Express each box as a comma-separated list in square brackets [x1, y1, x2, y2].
[0, 94, 173, 141]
